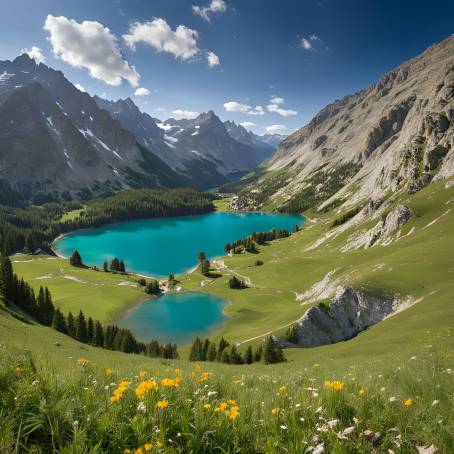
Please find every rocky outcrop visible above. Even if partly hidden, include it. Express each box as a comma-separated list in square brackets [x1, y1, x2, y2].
[284, 287, 403, 348]
[343, 204, 412, 251]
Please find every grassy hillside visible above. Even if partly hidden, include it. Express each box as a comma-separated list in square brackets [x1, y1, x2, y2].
[1, 177, 454, 452]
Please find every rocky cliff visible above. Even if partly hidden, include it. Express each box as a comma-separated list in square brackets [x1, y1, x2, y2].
[284, 287, 413, 348]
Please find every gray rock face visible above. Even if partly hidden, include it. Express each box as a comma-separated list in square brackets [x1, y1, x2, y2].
[0, 54, 187, 202]
[343, 204, 412, 251]
[286, 287, 399, 348]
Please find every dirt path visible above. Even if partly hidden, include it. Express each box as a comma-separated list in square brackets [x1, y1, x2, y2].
[212, 259, 259, 288]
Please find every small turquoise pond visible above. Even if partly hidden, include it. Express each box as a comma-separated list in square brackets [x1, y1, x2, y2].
[117, 292, 228, 344]
[53, 211, 303, 277]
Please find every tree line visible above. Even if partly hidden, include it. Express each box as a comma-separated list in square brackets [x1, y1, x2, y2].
[188, 335, 286, 365]
[0, 188, 215, 256]
[224, 226, 299, 255]
[0, 257, 178, 359]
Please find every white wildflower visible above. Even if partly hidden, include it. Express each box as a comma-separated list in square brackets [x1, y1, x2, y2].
[31, 380, 40, 386]
[327, 419, 338, 428]
[431, 400, 439, 406]
[137, 401, 147, 413]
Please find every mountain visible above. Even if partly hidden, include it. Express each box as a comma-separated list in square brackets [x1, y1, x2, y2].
[223, 120, 276, 161]
[232, 35, 454, 212]
[0, 54, 186, 203]
[149, 111, 268, 179]
[95, 98, 271, 187]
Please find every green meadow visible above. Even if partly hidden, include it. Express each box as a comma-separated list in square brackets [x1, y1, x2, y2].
[1, 178, 454, 452]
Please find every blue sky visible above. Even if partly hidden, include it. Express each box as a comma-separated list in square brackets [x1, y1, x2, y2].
[0, 0, 453, 134]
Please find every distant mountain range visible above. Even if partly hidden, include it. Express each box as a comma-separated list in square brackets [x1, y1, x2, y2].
[0, 54, 284, 203]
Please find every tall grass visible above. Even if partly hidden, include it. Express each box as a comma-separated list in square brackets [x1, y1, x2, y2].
[1, 342, 453, 453]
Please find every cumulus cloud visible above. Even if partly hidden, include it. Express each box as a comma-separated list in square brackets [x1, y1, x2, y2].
[270, 97, 284, 105]
[22, 46, 46, 64]
[193, 0, 227, 21]
[172, 109, 199, 119]
[123, 18, 199, 60]
[134, 87, 151, 96]
[266, 97, 297, 117]
[74, 83, 86, 92]
[206, 51, 220, 67]
[265, 124, 286, 133]
[44, 15, 139, 87]
[224, 101, 264, 116]
[267, 104, 297, 117]
[240, 121, 255, 128]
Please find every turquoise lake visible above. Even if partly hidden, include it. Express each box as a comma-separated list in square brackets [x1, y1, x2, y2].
[53, 211, 303, 277]
[118, 292, 228, 344]
[53, 211, 303, 343]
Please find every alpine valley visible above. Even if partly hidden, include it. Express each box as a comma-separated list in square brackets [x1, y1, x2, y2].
[0, 4, 453, 453]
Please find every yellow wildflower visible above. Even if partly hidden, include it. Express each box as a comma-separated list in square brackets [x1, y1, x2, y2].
[124, 449, 131, 454]
[404, 398, 413, 406]
[313, 363, 320, 368]
[77, 358, 88, 366]
[156, 400, 169, 409]
[135, 448, 143, 454]
[161, 378, 176, 387]
[358, 389, 365, 396]
[110, 380, 130, 403]
[135, 380, 158, 400]
[279, 386, 287, 394]
[228, 399, 236, 405]
[324, 380, 344, 391]
[219, 402, 228, 411]
[203, 403, 212, 410]
[144, 443, 153, 451]
[156, 441, 162, 448]
[15, 367, 22, 373]
[271, 407, 281, 414]
[226, 405, 240, 420]
[105, 368, 113, 376]
[175, 369, 182, 375]
[139, 371, 148, 378]
[233, 379, 242, 385]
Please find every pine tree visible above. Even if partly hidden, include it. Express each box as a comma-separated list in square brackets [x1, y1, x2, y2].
[37, 287, 46, 324]
[69, 250, 83, 267]
[94, 321, 104, 347]
[119, 260, 126, 273]
[110, 258, 120, 272]
[201, 259, 210, 276]
[201, 338, 210, 361]
[25, 232, 35, 254]
[189, 337, 203, 361]
[87, 317, 94, 344]
[216, 337, 229, 361]
[207, 343, 217, 361]
[76, 310, 88, 343]
[51, 308, 67, 333]
[197, 251, 206, 262]
[0, 256, 14, 302]
[103, 261, 108, 272]
[67, 312, 76, 338]
[220, 349, 230, 363]
[146, 340, 161, 357]
[254, 345, 263, 362]
[245, 346, 254, 364]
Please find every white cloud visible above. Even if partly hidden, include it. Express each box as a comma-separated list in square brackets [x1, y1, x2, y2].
[224, 101, 251, 113]
[265, 124, 287, 133]
[44, 15, 139, 87]
[22, 46, 46, 64]
[301, 38, 312, 50]
[240, 121, 255, 128]
[301, 34, 322, 51]
[206, 51, 220, 67]
[266, 97, 297, 117]
[74, 83, 86, 92]
[134, 87, 151, 96]
[193, 0, 227, 21]
[270, 97, 284, 105]
[172, 109, 199, 119]
[223, 101, 264, 116]
[123, 18, 199, 60]
[267, 103, 298, 117]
